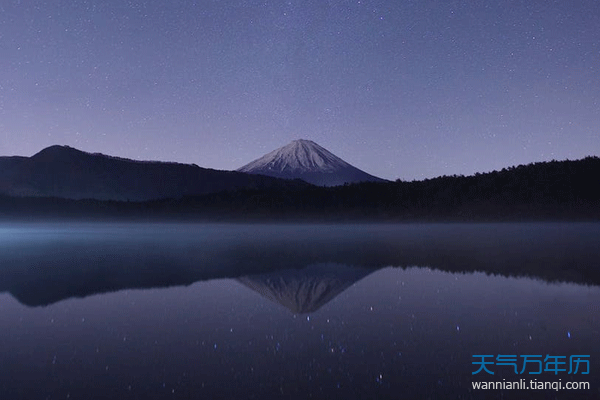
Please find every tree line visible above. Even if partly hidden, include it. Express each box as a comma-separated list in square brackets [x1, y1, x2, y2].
[1, 157, 599, 221]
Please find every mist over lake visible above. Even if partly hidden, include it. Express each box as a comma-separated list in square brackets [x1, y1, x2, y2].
[1, 223, 598, 399]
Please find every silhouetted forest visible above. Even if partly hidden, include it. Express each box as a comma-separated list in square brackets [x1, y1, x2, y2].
[1, 157, 599, 221]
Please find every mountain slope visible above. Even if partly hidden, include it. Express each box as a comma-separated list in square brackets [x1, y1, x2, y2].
[238, 139, 386, 186]
[0, 145, 307, 201]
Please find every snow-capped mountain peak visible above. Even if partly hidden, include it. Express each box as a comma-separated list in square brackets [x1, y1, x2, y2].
[237, 139, 385, 186]
[240, 139, 351, 174]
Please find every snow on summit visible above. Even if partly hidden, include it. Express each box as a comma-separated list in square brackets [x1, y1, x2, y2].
[239, 140, 350, 173]
[238, 139, 386, 186]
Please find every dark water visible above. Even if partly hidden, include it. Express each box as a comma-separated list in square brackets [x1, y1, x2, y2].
[0, 223, 598, 399]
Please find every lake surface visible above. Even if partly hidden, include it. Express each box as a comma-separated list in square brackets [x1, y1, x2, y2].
[0, 223, 599, 399]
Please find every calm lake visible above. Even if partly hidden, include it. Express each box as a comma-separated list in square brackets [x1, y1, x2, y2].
[0, 223, 598, 399]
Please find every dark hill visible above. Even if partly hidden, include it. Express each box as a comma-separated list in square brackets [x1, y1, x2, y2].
[0, 145, 308, 201]
[164, 156, 600, 221]
[1, 155, 599, 221]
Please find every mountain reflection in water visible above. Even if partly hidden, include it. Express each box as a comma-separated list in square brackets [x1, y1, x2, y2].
[0, 223, 599, 399]
[1, 222, 600, 307]
[237, 264, 372, 314]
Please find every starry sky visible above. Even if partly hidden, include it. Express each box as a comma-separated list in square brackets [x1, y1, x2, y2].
[1, 0, 599, 180]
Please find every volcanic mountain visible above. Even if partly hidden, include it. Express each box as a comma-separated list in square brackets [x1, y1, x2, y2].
[237, 139, 386, 186]
[0, 145, 307, 201]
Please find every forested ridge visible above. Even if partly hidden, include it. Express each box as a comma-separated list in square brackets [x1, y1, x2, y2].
[1, 157, 599, 221]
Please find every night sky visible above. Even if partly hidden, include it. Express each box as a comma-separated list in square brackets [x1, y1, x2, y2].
[1, 0, 598, 180]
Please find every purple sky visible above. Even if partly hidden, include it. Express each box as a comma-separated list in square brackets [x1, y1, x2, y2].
[1, 0, 599, 180]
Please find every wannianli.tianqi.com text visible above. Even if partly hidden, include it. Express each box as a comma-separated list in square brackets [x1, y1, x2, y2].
[472, 379, 590, 391]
